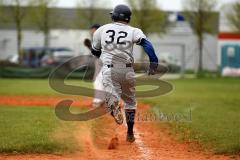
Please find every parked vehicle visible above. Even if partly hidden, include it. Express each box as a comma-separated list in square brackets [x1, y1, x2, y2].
[40, 48, 76, 67]
[158, 53, 181, 73]
[7, 54, 19, 64]
[19, 47, 76, 67]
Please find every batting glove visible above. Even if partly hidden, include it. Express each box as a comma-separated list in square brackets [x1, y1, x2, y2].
[148, 63, 158, 75]
[84, 38, 92, 50]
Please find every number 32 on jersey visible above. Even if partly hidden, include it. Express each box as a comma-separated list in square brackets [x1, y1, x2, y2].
[105, 30, 128, 45]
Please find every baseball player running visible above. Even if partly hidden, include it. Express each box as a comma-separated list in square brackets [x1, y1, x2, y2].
[84, 24, 105, 108]
[91, 4, 158, 142]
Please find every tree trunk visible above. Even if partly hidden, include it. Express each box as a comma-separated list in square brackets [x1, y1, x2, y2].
[198, 34, 203, 74]
[43, 7, 50, 48]
[17, 27, 22, 64]
[197, 6, 204, 75]
[16, 17, 22, 64]
[139, 12, 146, 63]
[44, 31, 49, 48]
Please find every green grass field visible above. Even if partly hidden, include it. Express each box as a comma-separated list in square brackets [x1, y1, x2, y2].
[144, 78, 240, 154]
[0, 78, 92, 96]
[0, 106, 79, 154]
[0, 78, 240, 154]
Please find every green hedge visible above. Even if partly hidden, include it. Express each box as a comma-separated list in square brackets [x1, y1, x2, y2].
[0, 66, 94, 79]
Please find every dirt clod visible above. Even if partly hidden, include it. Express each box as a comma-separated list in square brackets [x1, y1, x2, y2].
[108, 137, 119, 150]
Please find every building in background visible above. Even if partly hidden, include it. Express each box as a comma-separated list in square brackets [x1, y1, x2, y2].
[0, 7, 219, 73]
[218, 4, 240, 76]
[150, 12, 218, 73]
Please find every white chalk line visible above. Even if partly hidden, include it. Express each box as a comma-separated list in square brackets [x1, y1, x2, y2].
[134, 127, 153, 160]
[123, 112, 153, 160]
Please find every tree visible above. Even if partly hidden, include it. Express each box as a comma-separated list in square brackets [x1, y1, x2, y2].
[128, 0, 167, 34]
[183, 0, 217, 74]
[29, 0, 58, 48]
[76, 0, 102, 30]
[127, 0, 167, 62]
[0, 0, 29, 64]
[0, 0, 6, 22]
[226, 0, 240, 32]
[77, 0, 94, 28]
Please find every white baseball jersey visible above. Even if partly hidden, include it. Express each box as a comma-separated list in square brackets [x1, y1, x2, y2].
[92, 22, 146, 65]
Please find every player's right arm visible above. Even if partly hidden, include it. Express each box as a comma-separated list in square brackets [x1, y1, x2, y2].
[91, 27, 102, 58]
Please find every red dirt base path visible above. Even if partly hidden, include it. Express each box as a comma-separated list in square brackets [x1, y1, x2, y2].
[0, 95, 235, 160]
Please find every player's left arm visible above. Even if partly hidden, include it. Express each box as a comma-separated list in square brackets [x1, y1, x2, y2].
[139, 38, 159, 75]
[91, 27, 102, 58]
[84, 38, 92, 50]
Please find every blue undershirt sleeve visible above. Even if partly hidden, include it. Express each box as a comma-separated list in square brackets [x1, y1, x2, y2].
[139, 38, 158, 66]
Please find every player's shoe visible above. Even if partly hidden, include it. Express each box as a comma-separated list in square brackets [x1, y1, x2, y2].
[126, 132, 135, 143]
[110, 105, 123, 125]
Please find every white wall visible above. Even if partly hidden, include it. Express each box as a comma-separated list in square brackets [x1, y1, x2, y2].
[149, 32, 218, 71]
[0, 29, 90, 60]
[0, 28, 218, 71]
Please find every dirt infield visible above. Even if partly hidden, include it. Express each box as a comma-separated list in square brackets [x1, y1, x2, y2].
[0, 95, 92, 108]
[0, 95, 233, 160]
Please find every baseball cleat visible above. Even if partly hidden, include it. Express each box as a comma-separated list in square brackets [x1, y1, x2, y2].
[110, 105, 124, 125]
[126, 132, 135, 143]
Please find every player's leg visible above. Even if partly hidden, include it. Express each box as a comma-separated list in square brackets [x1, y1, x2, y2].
[122, 94, 136, 143]
[93, 71, 105, 107]
[102, 66, 123, 125]
[121, 68, 137, 142]
[107, 81, 124, 125]
[93, 59, 105, 107]
[125, 109, 136, 142]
